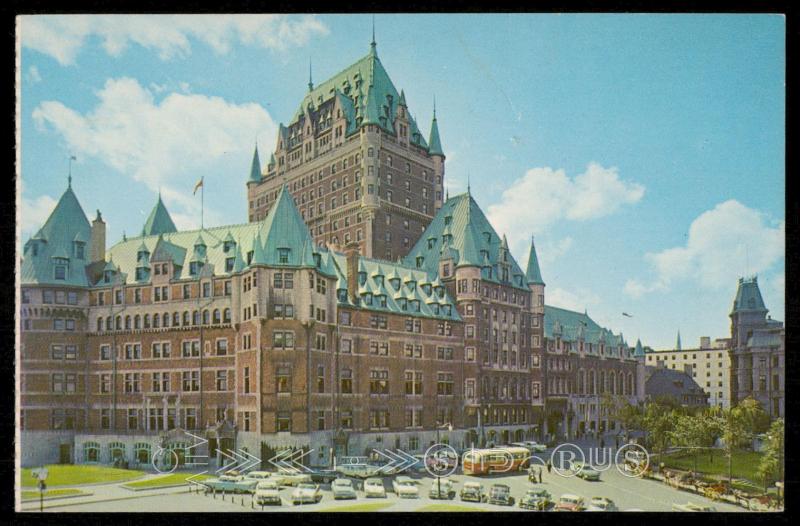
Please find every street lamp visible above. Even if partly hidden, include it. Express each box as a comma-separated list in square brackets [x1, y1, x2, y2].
[33, 466, 48, 513]
[435, 422, 453, 497]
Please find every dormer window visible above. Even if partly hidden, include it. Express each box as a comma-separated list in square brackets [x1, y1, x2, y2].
[30, 241, 39, 257]
[390, 277, 401, 291]
[411, 300, 420, 312]
[406, 280, 416, 293]
[135, 267, 148, 281]
[54, 257, 69, 280]
[247, 251, 254, 265]
[137, 250, 149, 264]
[337, 289, 348, 302]
[225, 257, 235, 272]
[278, 248, 290, 264]
[427, 238, 436, 250]
[422, 284, 432, 296]
[104, 270, 114, 283]
[358, 272, 367, 286]
[190, 261, 203, 276]
[433, 304, 440, 315]
[378, 295, 387, 307]
[374, 275, 384, 287]
[484, 232, 492, 243]
[74, 241, 85, 260]
[442, 234, 452, 244]
[364, 293, 373, 306]
[223, 241, 235, 253]
[444, 215, 452, 225]
[416, 256, 424, 268]
[399, 298, 407, 311]
[194, 243, 206, 258]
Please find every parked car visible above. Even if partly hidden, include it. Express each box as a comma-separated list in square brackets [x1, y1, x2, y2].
[204, 474, 256, 494]
[519, 488, 552, 510]
[392, 476, 420, 498]
[672, 502, 716, 512]
[243, 471, 273, 484]
[331, 478, 357, 500]
[290, 483, 322, 505]
[587, 497, 618, 511]
[572, 462, 601, 481]
[554, 494, 585, 512]
[428, 478, 456, 500]
[308, 468, 338, 484]
[272, 471, 313, 487]
[488, 484, 515, 506]
[364, 477, 387, 498]
[460, 481, 488, 503]
[254, 480, 282, 506]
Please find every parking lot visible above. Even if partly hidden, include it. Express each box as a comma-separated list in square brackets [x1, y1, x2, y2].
[28, 464, 746, 513]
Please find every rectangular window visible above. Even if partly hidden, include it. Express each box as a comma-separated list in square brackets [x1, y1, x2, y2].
[243, 366, 250, 394]
[276, 411, 291, 432]
[216, 339, 228, 356]
[216, 370, 228, 391]
[340, 369, 353, 393]
[369, 370, 389, 394]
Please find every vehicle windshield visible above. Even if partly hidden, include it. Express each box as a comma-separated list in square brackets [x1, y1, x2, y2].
[333, 479, 351, 487]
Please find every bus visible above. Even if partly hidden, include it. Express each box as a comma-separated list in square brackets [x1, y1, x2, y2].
[462, 447, 531, 475]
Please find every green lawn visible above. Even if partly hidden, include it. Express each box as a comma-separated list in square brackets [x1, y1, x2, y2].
[122, 473, 212, 489]
[21, 488, 89, 501]
[661, 449, 767, 484]
[323, 502, 395, 512]
[417, 503, 485, 512]
[21, 465, 144, 488]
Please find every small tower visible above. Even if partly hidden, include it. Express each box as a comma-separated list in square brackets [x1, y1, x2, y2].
[429, 98, 445, 213]
[248, 143, 262, 184]
[526, 236, 545, 315]
[676, 331, 682, 351]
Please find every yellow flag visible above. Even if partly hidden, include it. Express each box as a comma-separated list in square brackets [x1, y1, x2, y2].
[193, 177, 204, 195]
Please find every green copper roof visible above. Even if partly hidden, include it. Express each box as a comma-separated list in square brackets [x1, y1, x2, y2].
[634, 338, 645, 357]
[249, 144, 262, 183]
[288, 46, 429, 150]
[142, 194, 177, 236]
[21, 183, 92, 287]
[731, 276, 768, 314]
[525, 237, 545, 285]
[405, 192, 528, 290]
[428, 111, 444, 156]
[544, 305, 628, 354]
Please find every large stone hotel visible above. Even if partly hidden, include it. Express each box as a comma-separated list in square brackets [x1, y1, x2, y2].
[19, 40, 643, 469]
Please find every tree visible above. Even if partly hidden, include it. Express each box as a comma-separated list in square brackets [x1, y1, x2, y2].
[756, 418, 784, 492]
[641, 401, 678, 459]
[711, 398, 768, 486]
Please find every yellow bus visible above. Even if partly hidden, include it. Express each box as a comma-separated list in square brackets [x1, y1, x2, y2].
[462, 447, 531, 475]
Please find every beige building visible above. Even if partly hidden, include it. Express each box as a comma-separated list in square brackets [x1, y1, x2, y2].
[644, 336, 731, 408]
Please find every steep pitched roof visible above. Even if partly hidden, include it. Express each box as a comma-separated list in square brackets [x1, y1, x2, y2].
[634, 338, 645, 358]
[288, 45, 429, 150]
[544, 305, 628, 354]
[428, 110, 444, 156]
[249, 144, 262, 183]
[525, 237, 545, 285]
[405, 192, 528, 290]
[21, 183, 92, 286]
[142, 194, 177, 236]
[731, 276, 768, 314]
[645, 367, 708, 402]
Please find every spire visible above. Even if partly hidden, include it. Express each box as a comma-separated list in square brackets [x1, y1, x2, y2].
[634, 338, 645, 358]
[467, 173, 471, 195]
[308, 58, 314, 92]
[428, 101, 444, 157]
[676, 330, 682, 351]
[142, 193, 178, 236]
[249, 143, 262, 183]
[525, 236, 545, 286]
[399, 89, 407, 107]
[370, 15, 376, 52]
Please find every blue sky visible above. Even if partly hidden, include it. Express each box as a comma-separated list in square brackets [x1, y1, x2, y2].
[18, 14, 785, 349]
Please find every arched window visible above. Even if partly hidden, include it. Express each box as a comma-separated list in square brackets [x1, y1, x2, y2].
[109, 441, 126, 462]
[223, 308, 231, 323]
[143, 314, 150, 329]
[106, 316, 112, 331]
[163, 313, 169, 327]
[618, 373, 624, 395]
[97, 317, 103, 332]
[83, 441, 100, 463]
[192, 310, 200, 326]
[202, 310, 210, 325]
[134, 315, 141, 330]
[213, 309, 221, 324]
[134, 442, 151, 464]
[116, 316, 122, 330]
[182, 311, 190, 326]
[609, 372, 616, 394]
[152, 314, 159, 329]
[173, 312, 180, 326]
[125, 315, 131, 330]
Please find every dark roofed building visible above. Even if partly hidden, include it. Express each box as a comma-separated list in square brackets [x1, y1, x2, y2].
[645, 364, 709, 408]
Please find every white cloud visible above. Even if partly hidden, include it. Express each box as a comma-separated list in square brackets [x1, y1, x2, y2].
[20, 193, 58, 238]
[19, 14, 329, 65]
[624, 200, 785, 297]
[32, 77, 276, 229]
[487, 162, 645, 251]
[26, 65, 42, 83]
[538, 236, 573, 266]
[547, 286, 601, 313]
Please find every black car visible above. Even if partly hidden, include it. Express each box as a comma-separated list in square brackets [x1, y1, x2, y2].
[308, 468, 338, 484]
[488, 484, 515, 506]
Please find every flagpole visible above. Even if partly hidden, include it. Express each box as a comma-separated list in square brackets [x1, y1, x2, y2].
[201, 176, 204, 231]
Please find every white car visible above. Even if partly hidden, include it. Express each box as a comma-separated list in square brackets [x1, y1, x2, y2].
[392, 476, 420, 498]
[364, 477, 387, 498]
[290, 483, 322, 505]
[271, 471, 313, 487]
[243, 471, 273, 484]
[587, 497, 618, 511]
[429, 478, 456, 500]
[255, 480, 282, 506]
[331, 478, 357, 500]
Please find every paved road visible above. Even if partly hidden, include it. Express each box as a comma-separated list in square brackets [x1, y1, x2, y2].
[22, 467, 745, 513]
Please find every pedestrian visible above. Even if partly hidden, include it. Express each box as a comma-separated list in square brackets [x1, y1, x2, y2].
[546, 460, 552, 474]
[600, 438, 605, 449]
[615, 436, 619, 450]
[538, 467, 543, 483]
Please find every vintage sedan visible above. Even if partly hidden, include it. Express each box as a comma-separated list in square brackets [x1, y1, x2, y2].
[271, 471, 313, 487]
[460, 481, 488, 503]
[290, 483, 322, 505]
[672, 502, 717, 512]
[331, 478, 358, 500]
[554, 494, 585, 512]
[254, 479, 282, 506]
[392, 476, 420, 498]
[204, 474, 257, 494]
[364, 477, 387, 498]
[519, 488, 552, 510]
[587, 497, 618, 511]
[488, 484, 515, 506]
[512, 441, 548, 453]
[572, 462, 602, 481]
[428, 478, 456, 500]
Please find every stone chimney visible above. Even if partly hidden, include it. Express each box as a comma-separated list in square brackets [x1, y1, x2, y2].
[344, 241, 360, 304]
[700, 336, 711, 349]
[91, 209, 106, 263]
